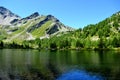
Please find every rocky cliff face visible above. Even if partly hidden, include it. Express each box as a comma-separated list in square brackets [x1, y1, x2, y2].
[0, 6, 20, 25]
[0, 6, 74, 41]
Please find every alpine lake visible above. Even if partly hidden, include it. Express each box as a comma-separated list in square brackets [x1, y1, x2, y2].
[0, 49, 120, 80]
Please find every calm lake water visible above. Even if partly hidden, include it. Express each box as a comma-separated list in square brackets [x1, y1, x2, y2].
[0, 49, 120, 80]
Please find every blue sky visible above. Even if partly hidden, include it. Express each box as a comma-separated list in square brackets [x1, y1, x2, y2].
[0, 0, 120, 28]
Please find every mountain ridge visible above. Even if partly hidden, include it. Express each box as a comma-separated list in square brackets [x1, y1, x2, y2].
[0, 6, 120, 49]
[0, 6, 21, 25]
[0, 6, 74, 42]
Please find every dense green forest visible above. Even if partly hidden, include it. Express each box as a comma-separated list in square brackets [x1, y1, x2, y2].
[0, 11, 120, 50]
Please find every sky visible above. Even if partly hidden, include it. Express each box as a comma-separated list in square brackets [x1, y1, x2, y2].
[0, 0, 120, 29]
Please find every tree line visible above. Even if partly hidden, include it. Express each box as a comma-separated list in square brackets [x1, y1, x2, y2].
[0, 12, 120, 50]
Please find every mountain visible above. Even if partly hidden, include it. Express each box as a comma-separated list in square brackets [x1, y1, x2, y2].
[0, 6, 20, 25]
[35, 11, 120, 49]
[82, 11, 120, 38]
[0, 7, 120, 49]
[0, 7, 74, 42]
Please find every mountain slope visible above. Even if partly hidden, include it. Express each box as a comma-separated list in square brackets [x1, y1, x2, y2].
[0, 6, 20, 25]
[37, 11, 120, 49]
[82, 11, 120, 38]
[0, 7, 120, 49]
[0, 7, 74, 42]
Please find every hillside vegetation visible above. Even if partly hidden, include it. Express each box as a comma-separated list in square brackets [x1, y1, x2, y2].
[0, 6, 73, 43]
[1, 11, 120, 50]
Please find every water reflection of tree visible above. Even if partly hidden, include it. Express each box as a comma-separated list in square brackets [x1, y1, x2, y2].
[48, 50, 61, 78]
[20, 50, 61, 80]
[86, 50, 120, 80]
[0, 50, 120, 80]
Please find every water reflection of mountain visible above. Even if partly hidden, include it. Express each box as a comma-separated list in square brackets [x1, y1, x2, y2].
[0, 49, 120, 80]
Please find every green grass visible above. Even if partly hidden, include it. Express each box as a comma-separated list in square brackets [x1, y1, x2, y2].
[11, 27, 25, 35]
[11, 32, 28, 44]
[32, 20, 52, 38]
[12, 22, 31, 35]
[1, 16, 52, 42]
[6, 16, 48, 40]
[0, 25, 2, 28]
[0, 29, 8, 40]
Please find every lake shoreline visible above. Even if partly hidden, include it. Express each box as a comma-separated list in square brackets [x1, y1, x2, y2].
[1, 47, 120, 52]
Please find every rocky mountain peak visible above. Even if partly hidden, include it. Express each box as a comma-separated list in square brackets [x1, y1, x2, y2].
[30, 12, 39, 18]
[23, 12, 39, 20]
[0, 6, 20, 18]
[0, 6, 8, 14]
[10, 12, 40, 25]
[46, 15, 59, 22]
[0, 7, 74, 41]
[0, 6, 10, 15]
[0, 6, 20, 25]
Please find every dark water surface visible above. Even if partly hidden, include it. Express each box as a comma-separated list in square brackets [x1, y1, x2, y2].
[0, 49, 120, 80]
